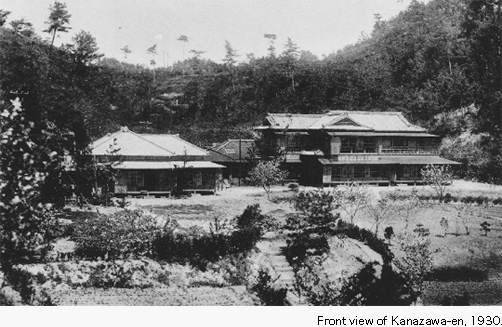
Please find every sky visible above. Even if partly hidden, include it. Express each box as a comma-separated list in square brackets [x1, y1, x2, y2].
[2, 0, 420, 66]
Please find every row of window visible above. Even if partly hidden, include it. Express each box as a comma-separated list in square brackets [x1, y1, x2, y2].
[277, 135, 436, 154]
[116, 170, 216, 191]
[331, 165, 420, 181]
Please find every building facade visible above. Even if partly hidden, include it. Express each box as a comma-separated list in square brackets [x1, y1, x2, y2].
[91, 127, 224, 196]
[256, 111, 459, 186]
[207, 139, 255, 186]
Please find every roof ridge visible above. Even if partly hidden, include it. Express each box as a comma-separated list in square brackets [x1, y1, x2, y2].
[169, 134, 208, 155]
[208, 148, 235, 161]
[128, 131, 176, 155]
[268, 113, 324, 117]
[92, 127, 176, 155]
[329, 110, 402, 115]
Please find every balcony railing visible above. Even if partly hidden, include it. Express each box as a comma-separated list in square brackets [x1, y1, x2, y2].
[381, 146, 439, 155]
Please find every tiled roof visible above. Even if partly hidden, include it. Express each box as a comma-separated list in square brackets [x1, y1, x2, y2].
[209, 139, 255, 161]
[260, 111, 428, 133]
[91, 127, 207, 157]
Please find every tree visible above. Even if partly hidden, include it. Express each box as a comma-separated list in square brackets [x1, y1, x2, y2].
[333, 182, 371, 224]
[264, 34, 277, 57]
[120, 45, 132, 59]
[281, 37, 300, 91]
[456, 204, 474, 235]
[223, 40, 239, 90]
[249, 160, 287, 199]
[293, 189, 339, 231]
[0, 98, 58, 273]
[395, 233, 433, 302]
[0, 10, 11, 27]
[68, 30, 102, 67]
[10, 19, 34, 37]
[366, 199, 393, 238]
[480, 221, 491, 236]
[178, 35, 188, 60]
[44, 1, 71, 49]
[147, 44, 157, 64]
[421, 165, 454, 202]
[147, 44, 157, 82]
[189, 49, 206, 59]
[440, 217, 449, 236]
[223, 40, 238, 66]
[394, 194, 421, 230]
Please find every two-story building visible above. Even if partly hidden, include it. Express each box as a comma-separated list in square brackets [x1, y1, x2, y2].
[256, 111, 459, 186]
[91, 127, 224, 196]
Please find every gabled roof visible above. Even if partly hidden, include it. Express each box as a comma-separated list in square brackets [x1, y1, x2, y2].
[209, 139, 255, 161]
[258, 111, 428, 134]
[91, 127, 207, 157]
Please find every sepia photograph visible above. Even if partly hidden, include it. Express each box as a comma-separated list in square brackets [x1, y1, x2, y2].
[0, 0, 501, 309]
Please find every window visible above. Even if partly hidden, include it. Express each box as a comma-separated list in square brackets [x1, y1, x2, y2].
[354, 166, 365, 179]
[341, 137, 357, 153]
[392, 138, 406, 147]
[341, 137, 376, 153]
[195, 171, 202, 186]
[362, 138, 376, 153]
[369, 166, 388, 179]
[126, 171, 144, 190]
[331, 167, 341, 181]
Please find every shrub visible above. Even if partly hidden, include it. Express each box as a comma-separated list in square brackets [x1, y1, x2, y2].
[208, 254, 252, 286]
[250, 269, 290, 306]
[235, 204, 276, 236]
[287, 183, 300, 193]
[293, 189, 339, 231]
[440, 292, 471, 306]
[153, 207, 265, 269]
[395, 233, 433, 296]
[73, 209, 166, 260]
[284, 233, 330, 264]
[427, 266, 488, 282]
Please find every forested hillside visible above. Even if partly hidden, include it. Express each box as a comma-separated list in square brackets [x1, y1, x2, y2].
[0, 0, 500, 182]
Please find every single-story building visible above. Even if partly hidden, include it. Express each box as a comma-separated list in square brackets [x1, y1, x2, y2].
[91, 127, 224, 196]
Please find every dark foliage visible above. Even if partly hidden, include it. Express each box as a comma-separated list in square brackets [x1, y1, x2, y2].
[427, 266, 488, 282]
[284, 233, 330, 264]
[250, 269, 290, 306]
[72, 210, 162, 260]
[153, 227, 260, 270]
[338, 263, 416, 306]
[440, 292, 471, 306]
